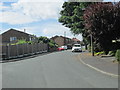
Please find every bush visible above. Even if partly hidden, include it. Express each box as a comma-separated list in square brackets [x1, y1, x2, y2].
[95, 51, 105, 56]
[16, 40, 27, 44]
[115, 49, 120, 61]
[27, 41, 33, 44]
[48, 42, 55, 48]
[108, 50, 116, 56]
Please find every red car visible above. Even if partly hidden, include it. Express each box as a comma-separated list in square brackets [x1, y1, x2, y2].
[57, 47, 64, 51]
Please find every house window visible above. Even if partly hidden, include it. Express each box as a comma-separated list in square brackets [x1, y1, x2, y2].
[29, 37, 32, 41]
[10, 37, 17, 41]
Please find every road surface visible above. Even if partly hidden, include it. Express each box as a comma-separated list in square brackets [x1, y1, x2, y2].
[2, 50, 118, 88]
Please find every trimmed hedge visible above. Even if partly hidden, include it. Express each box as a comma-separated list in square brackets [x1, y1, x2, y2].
[115, 49, 120, 61]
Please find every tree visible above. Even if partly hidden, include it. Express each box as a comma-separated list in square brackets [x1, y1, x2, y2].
[59, 2, 92, 34]
[38, 36, 58, 48]
[38, 36, 50, 43]
[59, 2, 93, 49]
[83, 2, 120, 53]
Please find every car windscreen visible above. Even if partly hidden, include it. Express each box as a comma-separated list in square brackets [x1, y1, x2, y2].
[74, 45, 81, 47]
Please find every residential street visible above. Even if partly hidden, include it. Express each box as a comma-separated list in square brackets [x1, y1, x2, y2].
[2, 50, 118, 88]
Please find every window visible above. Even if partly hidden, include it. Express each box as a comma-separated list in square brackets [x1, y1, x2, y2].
[74, 45, 81, 47]
[10, 37, 17, 41]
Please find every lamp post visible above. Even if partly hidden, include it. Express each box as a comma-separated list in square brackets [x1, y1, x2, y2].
[91, 34, 94, 56]
[64, 31, 66, 46]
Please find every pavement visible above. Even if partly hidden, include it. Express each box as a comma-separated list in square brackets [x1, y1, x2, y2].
[77, 51, 119, 77]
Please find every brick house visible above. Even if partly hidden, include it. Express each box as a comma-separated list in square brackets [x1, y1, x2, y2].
[72, 38, 81, 44]
[72, 38, 84, 46]
[50, 35, 73, 47]
[1, 29, 36, 45]
[51, 36, 82, 49]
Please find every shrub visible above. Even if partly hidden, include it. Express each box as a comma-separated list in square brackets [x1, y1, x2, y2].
[95, 51, 105, 56]
[108, 50, 116, 56]
[27, 41, 33, 44]
[115, 49, 120, 61]
[48, 42, 55, 48]
[16, 40, 27, 44]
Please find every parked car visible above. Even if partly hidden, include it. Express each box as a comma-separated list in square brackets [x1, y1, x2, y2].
[61, 46, 67, 50]
[72, 44, 82, 52]
[57, 46, 64, 51]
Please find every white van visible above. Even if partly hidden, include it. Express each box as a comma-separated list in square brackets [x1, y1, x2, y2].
[72, 44, 82, 52]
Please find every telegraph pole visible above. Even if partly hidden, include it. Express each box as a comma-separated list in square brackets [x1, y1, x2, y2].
[91, 34, 94, 56]
[64, 31, 66, 46]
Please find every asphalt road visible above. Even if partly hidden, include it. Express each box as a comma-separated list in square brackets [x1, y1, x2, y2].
[2, 50, 118, 88]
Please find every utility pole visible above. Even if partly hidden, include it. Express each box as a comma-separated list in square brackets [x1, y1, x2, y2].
[64, 31, 66, 46]
[91, 34, 94, 56]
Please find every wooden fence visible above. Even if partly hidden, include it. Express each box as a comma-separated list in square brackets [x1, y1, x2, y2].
[2, 43, 48, 60]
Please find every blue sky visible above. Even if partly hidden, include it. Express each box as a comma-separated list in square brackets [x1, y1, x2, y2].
[0, 0, 119, 40]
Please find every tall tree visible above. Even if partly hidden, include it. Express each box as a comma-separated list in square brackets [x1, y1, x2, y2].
[59, 2, 93, 49]
[83, 2, 120, 53]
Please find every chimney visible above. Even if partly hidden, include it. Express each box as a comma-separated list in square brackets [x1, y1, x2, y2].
[24, 29, 26, 33]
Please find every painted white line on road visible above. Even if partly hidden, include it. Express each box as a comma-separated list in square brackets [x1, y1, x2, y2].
[77, 55, 119, 78]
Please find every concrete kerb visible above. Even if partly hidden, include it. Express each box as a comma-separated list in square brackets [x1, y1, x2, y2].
[77, 54, 119, 78]
[0, 51, 48, 63]
[1, 50, 60, 63]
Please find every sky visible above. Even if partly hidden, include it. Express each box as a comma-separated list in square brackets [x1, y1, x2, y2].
[0, 0, 119, 40]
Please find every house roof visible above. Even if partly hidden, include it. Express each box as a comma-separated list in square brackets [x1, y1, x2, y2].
[1, 28, 35, 37]
[51, 35, 71, 40]
[72, 38, 80, 42]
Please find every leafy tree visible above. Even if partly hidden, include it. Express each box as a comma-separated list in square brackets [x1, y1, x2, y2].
[83, 2, 120, 53]
[59, 2, 92, 34]
[38, 36, 58, 48]
[59, 2, 93, 49]
[38, 36, 50, 43]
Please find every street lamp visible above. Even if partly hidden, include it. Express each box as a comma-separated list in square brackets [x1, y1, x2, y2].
[64, 31, 66, 46]
[82, 8, 94, 56]
[91, 34, 94, 56]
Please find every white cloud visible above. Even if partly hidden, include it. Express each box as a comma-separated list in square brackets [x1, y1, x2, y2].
[0, 11, 37, 24]
[43, 23, 70, 37]
[19, 26, 41, 35]
[12, 2, 63, 20]
[0, 0, 64, 24]
[42, 23, 83, 40]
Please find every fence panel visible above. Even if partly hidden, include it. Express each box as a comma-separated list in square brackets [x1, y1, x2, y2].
[9, 45, 18, 58]
[18, 44, 23, 56]
[2, 45, 8, 59]
[36, 43, 39, 53]
[23, 44, 28, 55]
[35, 43, 38, 53]
[44, 44, 47, 51]
[38, 43, 42, 52]
[33, 44, 36, 53]
[2, 43, 50, 60]
[28, 44, 33, 54]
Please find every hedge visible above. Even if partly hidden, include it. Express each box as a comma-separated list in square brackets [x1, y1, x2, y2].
[115, 49, 120, 61]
